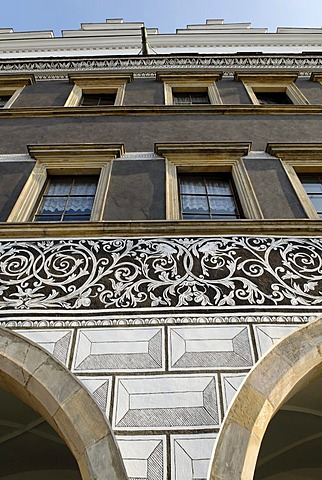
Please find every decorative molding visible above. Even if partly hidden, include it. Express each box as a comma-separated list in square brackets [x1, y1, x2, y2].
[1, 55, 322, 77]
[0, 236, 322, 312]
[0, 313, 317, 328]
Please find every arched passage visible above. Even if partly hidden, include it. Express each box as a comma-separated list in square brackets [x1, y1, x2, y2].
[209, 316, 322, 480]
[0, 327, 127, 480]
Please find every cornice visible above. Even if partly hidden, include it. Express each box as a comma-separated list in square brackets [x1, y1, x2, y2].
[1, 54, 322, 79]
[1, 220, 322, 239]
[1, 104, 322, 118]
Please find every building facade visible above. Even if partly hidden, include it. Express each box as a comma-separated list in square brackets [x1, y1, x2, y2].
[0, 18, 322, 480]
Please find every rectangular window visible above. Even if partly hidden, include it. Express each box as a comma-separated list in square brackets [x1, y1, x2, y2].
[80, 93, 116, 106]
[33, 175, 99, 222]
[173, 92, 210, 105]
[179, 174, 242, 220]
[299, 174, 322, 218]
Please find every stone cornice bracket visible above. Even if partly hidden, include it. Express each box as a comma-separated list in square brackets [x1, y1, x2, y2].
[155, 142, 251, 162]
[28, 143, 125, 162]
[266, 143, 322, 162]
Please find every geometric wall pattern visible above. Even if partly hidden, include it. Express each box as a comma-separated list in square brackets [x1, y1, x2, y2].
[171, 434, 217, 480]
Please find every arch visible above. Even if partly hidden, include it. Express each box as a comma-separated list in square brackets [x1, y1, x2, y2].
[209, 316, 322, 480]
[0, 327, 127, 480]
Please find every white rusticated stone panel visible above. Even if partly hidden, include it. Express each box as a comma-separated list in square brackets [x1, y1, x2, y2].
[16, 329, 72, 366]
[117, 436, 167, 480]
[72, 327, 164, 372]
[169, 325, 254, 370]
[221, 373, 247, 412]
[253, 324, 301, 357]
[171, 433, 217, 480]
[77, 376, 112, 415]
[113, 374, 220, 431]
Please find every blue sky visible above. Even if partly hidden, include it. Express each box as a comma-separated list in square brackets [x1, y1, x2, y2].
[2, 0, 322, 35]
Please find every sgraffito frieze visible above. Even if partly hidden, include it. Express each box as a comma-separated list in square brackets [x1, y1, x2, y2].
[0, 236, 322, 311]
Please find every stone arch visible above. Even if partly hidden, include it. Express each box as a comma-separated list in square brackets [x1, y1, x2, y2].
[0, 327, 127, 480]
[209, 316, 322, 480]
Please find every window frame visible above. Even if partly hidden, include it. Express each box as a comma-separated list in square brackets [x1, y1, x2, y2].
[65, 73, 133, 107]
[235, 73, 310, 106]
[155, 143, 263, 220]
[7, 144, 124, 223]
[156, 72, 222, 105]
[0, 74, 34, 108]
[267, 143, 322, 219]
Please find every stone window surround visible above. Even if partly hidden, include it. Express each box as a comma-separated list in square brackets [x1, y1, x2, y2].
[7, 143, 124, 223]
[267, 143, 322, 219]
[156, 72, 223, 105]
[155, 142, 263, 220]
[235, 72, 310, 106]
[0, 74, 34, 108]
[65, 73, 133, 107]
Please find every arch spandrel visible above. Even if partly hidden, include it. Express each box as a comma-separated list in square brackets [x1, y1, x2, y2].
[0, 327, 127, 480]
[209, 316, 322, 480]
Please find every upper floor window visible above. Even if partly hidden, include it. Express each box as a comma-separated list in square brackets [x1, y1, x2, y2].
[157, 72, 222, 105]
[65, 73, 132, 107]
[7, 144, 124, 223]
[235, 73, 310, 106]
[179, 174, 242, 220]
[33, 175, 99, 222]
[298, 174, 322, 218]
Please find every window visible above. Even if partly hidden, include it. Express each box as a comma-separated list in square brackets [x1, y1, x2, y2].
[298, 174, 322, 218]
[267, 143, 322, 219]
[155, 142, 263, 220]
[179, 174, 242, 220]
[33, 175, 99, 222]
[65, 73, 132, 107]
[235, 73, 309, 106]
[8, 144, 124, 223]
[0, 74, 34, 108]
[157, 73, 222, 105]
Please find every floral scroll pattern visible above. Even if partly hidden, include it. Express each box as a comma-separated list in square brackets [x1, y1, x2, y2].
[0, 236, 321, 310]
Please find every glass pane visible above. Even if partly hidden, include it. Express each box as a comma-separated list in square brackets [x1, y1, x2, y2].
[182, 213, 211, 220]
[309, 195, 322, 213]
[0, 96, 10, 107]
[180, 177, 206, 194]
[181, 195, 208, 214]
[209, 196, 237, 215]
[63, 215, 91, 222]
[300, 176, 322, 193]
[256, 92, 292, 105]
[47, 177, 72, 195]
[38, 196, 67, 215]
[191, 93, 210, 104]
[34, 215, 61, 222]
[173, 93, 191, 105]
[99, 94, 116, 105]
[81, 95, 100, 106]
[206, 178, 231, 195]
[71, 177, 98, 195]
[65, 196, 94, 216]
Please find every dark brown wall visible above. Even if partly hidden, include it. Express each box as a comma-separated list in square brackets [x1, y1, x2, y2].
[244, 158, 307, 218]
[218, 78, 252, 104]
[0, 161, 35, 221]
[13, 81, 72, 108]
[104, 159, 165, 220]
[123, 78, 164, 105]
[0, 113, 321, 153]
[296, 78, 322, 104]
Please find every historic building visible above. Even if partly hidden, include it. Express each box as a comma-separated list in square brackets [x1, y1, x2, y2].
[0, 17, 322, 480]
